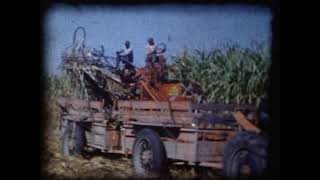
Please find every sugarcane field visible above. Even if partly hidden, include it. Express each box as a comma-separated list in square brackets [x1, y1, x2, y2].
[41, 4, 273, 180]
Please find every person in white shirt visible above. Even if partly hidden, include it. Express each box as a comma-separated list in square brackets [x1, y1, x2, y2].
[146, 38, 157, 64]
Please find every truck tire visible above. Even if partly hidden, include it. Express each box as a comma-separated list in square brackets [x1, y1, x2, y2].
[132, 128, 167, 178]
[62, 120, 85, 156]
[223, 131, 268, 179]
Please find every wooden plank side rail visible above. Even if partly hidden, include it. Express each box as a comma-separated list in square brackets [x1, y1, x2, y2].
[192, 103, 256, 112]
[118, 100, 192, 111]
[57, 97, 104, 111]
[117, 100, 193, 124]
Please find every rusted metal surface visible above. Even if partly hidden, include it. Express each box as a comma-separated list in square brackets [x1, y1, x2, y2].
[197, 141, 225, 162]
[232, 111, 261, 134]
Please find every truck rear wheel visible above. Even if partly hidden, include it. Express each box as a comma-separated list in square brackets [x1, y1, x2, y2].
[62, 120, 85, 156]
[223, 131, 268, 179]
[132, 128, 167, 178]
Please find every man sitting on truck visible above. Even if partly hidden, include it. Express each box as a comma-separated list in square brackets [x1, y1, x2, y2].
[116, 40, 135, 83]
[116, 40, 134, 71]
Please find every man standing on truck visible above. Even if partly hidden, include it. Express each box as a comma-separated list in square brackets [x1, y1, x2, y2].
[146, 37, 157, 65]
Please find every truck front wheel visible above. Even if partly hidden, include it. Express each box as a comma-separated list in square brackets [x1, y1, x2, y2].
[132, 128, 167, 178]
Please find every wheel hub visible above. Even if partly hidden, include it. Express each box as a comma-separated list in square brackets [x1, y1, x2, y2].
[238, 151, 252, 177]
[141, 150, 152, 165]
[240, 164, 251, 176]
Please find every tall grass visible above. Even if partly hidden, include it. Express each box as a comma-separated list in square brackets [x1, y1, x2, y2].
[44, 73, 83, 100]
[43, 73, 84, 133]
[170, 43, 271, 106]
[45, 43, 271, 107]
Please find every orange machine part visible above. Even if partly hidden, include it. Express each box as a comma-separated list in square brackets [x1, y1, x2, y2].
[159, 83, 183, 97]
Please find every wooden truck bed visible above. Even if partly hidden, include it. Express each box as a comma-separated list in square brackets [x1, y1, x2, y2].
[117, 100, 241, 167]
[116, 99, 248, 128]
[59, 98, 255, 168]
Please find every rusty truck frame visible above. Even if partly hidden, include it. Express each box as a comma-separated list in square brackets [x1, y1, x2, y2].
[58, 97, 268, 179]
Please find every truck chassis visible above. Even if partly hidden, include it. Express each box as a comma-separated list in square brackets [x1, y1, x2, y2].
[58, 98, 267, 179]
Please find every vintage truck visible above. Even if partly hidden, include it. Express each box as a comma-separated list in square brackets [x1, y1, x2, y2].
[57, 86, 268, 179]
[56, 27, 269, 179]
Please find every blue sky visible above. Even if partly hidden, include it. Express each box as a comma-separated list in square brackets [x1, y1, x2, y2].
[44, 4, 271, 75]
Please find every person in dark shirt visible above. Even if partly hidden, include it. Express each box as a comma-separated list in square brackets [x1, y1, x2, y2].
[116, 40, 134, 70]
[116, 40, 136, 83]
